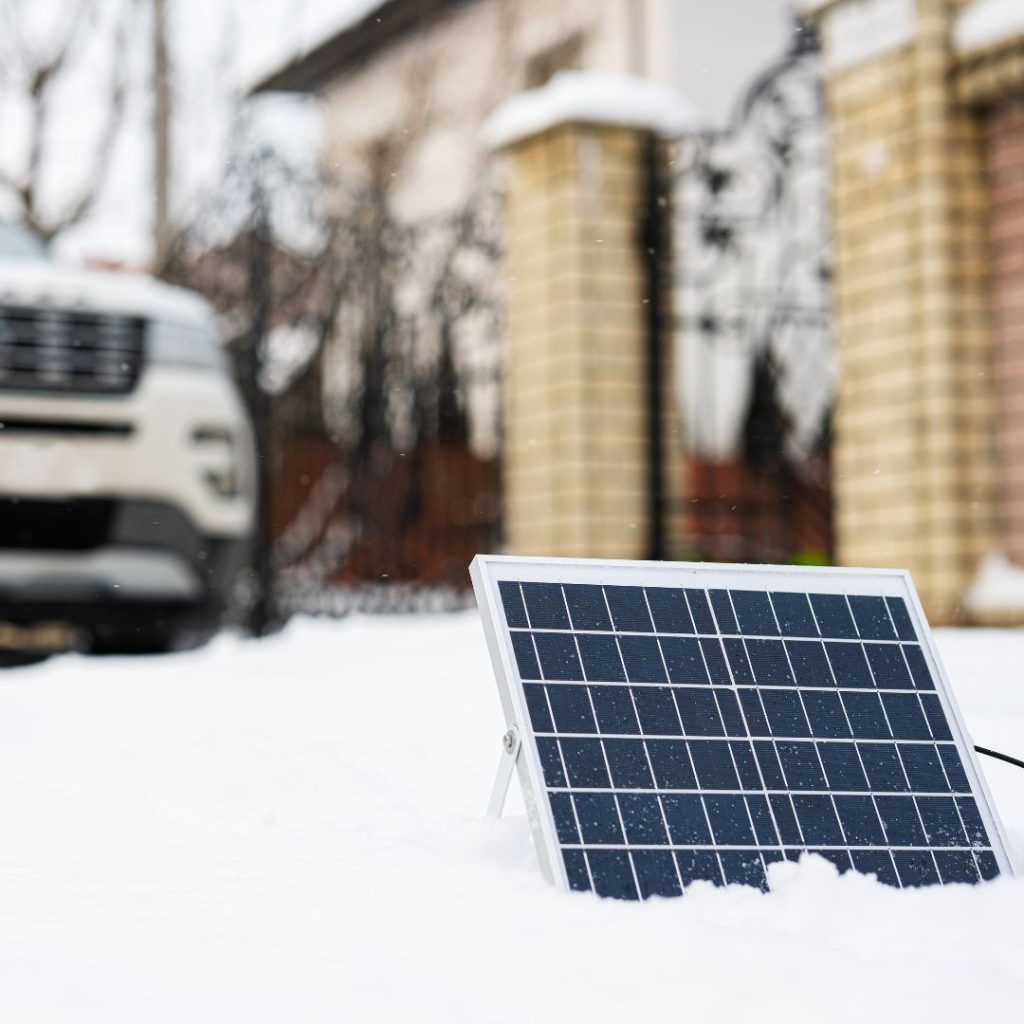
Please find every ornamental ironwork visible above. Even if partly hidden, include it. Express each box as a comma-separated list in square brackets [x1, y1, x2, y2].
[671, 20, 835, 562]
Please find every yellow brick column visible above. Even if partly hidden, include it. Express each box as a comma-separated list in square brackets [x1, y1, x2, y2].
[812, 0, 997, 622]
[486, 78, 690, 560]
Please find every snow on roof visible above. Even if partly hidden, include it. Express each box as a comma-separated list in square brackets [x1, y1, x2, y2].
[0, 259, 213, 326]
[956, 0, 1024, 52]
[240, 0, 388, 92]
[482, 71, 703, 150]
[791, 0, 837, 12]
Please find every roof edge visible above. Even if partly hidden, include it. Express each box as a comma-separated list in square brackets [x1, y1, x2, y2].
[249, 0, 470, 95]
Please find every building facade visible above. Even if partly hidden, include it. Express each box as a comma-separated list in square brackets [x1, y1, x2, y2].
[805, 0, 1024, 621]
[256, 0, 1024, 624]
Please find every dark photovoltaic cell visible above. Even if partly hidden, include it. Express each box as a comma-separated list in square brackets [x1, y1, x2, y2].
[474, 561, 1009, 901]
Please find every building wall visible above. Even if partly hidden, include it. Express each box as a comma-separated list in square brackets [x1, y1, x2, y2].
[821, 0, 998, 621]
[317, 0, 639, 220]
[314, 0, 800, 219]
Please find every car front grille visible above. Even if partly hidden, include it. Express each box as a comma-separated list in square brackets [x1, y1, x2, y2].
[0, 497, 117, 550]
[0, 497, 206, 557]
[0, 305, 146, 395]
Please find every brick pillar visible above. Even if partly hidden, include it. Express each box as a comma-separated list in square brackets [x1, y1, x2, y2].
[814, 0, 998, 622]
[985, 101, 1024, 562]
[487, 83, 687, 560]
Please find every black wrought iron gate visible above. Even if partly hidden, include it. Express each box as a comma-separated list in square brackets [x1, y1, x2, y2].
[669, 21, 835, 565]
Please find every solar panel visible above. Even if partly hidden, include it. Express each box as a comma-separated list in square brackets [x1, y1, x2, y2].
[471, 556, 1014, 899]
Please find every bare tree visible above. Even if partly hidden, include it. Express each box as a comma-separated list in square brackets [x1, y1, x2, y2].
[152, 0, 172, 266]
[165, 102, 502, 625]
[0, 0, 136, 241]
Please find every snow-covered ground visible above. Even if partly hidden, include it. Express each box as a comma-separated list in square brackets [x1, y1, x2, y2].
[0, 614, 1023, 1022]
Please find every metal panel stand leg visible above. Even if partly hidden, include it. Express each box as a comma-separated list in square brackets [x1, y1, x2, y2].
[486, 726, 521, 818]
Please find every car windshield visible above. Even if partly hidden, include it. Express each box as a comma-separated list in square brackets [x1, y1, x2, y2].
[0, 221, 48, 260]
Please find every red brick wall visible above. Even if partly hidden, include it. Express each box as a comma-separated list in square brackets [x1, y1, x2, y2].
[272, 439, 500, 589]
[271, 438, 337, 543]
[987, 99, 1024, 563]
[685, 457, 832, 565]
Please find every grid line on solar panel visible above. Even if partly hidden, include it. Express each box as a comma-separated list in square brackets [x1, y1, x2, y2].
[556, 814, 992, 874]
[557, 813, 988, 853]
[552, 790, 974, 806]
[538, 741, 980, 799]
[560, 843, 984, 852]
[503, 581, 921, 641]
[562, 628, 649, 894]
[481, 571, 1003, 897]
[582, 619, 687, 886]
[523, 686, 947, 741]
[530, 725, 958, 746]
[517, 627, 922, 644]
[513, 631, 933, 688]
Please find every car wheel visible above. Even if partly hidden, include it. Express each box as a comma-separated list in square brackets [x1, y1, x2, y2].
[0, 650, 52, 669]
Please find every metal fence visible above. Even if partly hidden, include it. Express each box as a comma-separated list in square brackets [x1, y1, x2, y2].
[670, 21, 835, 565]
[268, 186, 504, 616]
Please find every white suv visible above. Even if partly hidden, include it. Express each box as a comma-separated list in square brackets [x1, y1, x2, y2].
[0, 223, 255, 654]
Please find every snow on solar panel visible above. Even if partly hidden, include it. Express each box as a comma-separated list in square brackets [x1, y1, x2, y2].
[470, 556, 1014, 899]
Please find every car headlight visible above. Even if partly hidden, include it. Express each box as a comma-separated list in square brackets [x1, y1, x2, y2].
[192, 426, 245, 499]
[148, 319, 228, 372]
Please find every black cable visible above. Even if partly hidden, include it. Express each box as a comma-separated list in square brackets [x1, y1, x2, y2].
[975, 745, 1024, 772]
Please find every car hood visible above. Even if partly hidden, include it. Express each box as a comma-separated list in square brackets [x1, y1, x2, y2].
[0, 259, 213, 327]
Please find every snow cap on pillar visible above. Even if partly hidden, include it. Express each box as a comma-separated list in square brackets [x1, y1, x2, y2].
[482, 70, 702, 150]
[955, 0, 1024, 53]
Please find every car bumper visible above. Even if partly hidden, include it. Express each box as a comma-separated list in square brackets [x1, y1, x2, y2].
[0, 495, 249, 613]
[0, 365, 255, 538]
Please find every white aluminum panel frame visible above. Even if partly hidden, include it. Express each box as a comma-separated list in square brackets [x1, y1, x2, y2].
[471, 554, 1016, 892]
